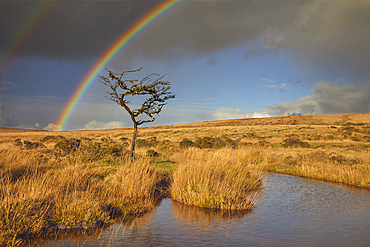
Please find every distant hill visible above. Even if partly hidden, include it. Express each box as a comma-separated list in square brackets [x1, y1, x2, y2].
[0, 127, 47, 133]
[1, 114, 369, 133]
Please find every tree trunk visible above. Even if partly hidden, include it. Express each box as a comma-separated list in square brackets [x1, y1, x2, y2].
[130, 123, 138, 163]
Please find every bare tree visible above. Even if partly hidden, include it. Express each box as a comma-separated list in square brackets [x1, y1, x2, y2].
[99, 68, 175, 162]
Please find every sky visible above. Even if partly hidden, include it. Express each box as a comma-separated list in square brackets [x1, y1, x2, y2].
[0, 0, 369, 131]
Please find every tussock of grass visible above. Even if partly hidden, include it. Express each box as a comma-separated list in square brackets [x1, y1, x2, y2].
[104, 162, 163, 201]
[170, 148, 261, 211]
[258, 149, 370, 188]
[0, 148, 163, 246]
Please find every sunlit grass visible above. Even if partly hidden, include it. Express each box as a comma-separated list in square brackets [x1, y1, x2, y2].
[1, 113, 369, 245]
[0, 148, 163, 246]
[257, 149, 370, 188]
[170, 148, 262, 211]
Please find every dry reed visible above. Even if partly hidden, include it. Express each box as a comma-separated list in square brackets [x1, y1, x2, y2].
[170, 148, 261, 211]
[0, 148, 163, 246]
[259, 149, 370, 188]
[1, 113, 369, 245]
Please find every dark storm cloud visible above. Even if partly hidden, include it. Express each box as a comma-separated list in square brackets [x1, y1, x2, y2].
[122, 0, 280, 61]
[1, 0, 157, 61]
[2, 0, 369, 81]
[204, 81, 370, 120]
[261, 0, 369, 82]
[262, 82, 370, 116]
[122, 0, 369, 82]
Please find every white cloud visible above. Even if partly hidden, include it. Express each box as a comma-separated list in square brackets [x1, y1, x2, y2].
[204, 81, 369, 120]
[0, 81, 17, 90]
[43, 123, 61, 131]
[260, 78, 274, 83]
[262, 76, 303, 90]
[263, 81, 369, 116]
[203, 107, 269, 120]
[0, 112, 43, 130]
[83, 120, 125, 130]
[262, 82, 289, 90]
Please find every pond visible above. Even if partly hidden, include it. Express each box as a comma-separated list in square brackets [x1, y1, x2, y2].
[40, 173, 370, 246]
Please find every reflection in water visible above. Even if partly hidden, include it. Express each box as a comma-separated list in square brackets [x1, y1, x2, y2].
[41, 173, 370, 246]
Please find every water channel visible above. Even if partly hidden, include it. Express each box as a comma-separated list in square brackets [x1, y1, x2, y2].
[40, 173, 370, 246]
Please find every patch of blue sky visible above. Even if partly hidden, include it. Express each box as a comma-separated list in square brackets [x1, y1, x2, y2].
[3, 57, 94, 98]
[121, 45, 311, 112]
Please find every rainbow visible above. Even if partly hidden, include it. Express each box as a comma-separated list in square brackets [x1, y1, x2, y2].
[3, 1, 54, 65]
[54, 0, 183, 131]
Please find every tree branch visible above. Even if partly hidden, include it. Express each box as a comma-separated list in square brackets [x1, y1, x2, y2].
[99, 68, 175, 128]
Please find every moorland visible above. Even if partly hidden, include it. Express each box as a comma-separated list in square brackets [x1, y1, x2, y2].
[1, 114, 369, 246]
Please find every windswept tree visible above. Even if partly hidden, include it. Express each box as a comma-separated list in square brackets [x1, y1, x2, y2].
[99, 68, 175, 162]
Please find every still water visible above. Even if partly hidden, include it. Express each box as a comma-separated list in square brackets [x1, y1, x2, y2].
[41, 173, 370, 246]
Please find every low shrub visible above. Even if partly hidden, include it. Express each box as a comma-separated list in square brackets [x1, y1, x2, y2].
[146, 149, 159, 158]
[180, 137, 238, 149]
[23, 140, 46, 149]
[112, 137, 130, 149]
[136, 137, 159, 147]
[80, 142, 128, 162]
[305, 151, 329, 162]
[179, 138, 195, 148]
[54, 138, 81, 153]
[257, 140, 272, 147]
[283, 155, 298, 166]
[195, 137, 223, 149]
[13, 138, 23, 147]
[40, 135, 66, 143]
[282, 138, 310, 148]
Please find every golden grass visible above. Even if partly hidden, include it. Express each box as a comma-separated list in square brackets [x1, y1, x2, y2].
[170, 148, 261, 211]
[258, 149, 370, 188]
[1, 114, 369, 245]
[0, 148, 163, 246]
